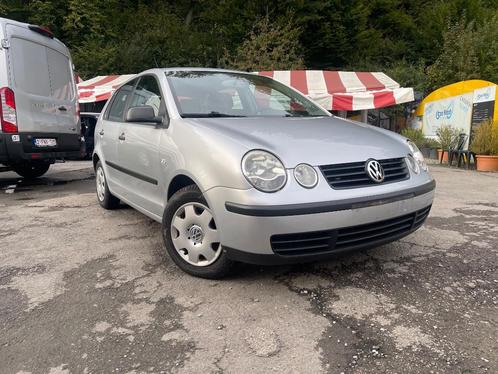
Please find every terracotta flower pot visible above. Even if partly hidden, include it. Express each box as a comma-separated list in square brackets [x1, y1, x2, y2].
[437, 149, 448, 163]
[475, 155, 498, 172]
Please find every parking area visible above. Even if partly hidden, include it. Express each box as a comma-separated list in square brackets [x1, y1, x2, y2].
[0, 162, 497, 374]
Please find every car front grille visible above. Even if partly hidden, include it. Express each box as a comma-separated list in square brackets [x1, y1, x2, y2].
[271, 205, 431, 256]
[319, 158, 409, 189]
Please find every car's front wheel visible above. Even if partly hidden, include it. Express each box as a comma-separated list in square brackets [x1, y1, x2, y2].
[162, 185, 232, 279]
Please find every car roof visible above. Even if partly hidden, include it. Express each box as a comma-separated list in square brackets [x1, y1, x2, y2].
[140, 67, 255, 76]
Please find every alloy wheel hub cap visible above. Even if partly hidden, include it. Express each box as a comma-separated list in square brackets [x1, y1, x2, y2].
[188, 224, 204, 244]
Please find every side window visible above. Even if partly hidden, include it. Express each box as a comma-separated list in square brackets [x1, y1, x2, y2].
[106, 79, 136, 121]
[129, 76, 163, 117]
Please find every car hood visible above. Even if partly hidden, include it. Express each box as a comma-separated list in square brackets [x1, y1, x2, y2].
[186, 116, 409, 167]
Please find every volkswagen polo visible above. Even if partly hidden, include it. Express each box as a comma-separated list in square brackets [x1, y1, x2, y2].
[93, 68, 435, 278]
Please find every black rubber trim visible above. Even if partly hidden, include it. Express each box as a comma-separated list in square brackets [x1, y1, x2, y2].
[0, 134, 8, 163]
[105, 160, 158, 185]
[225, 179, 436, 217]
[223, 220, 425, 265]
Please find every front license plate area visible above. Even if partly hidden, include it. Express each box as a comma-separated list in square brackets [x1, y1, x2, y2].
[33, 138, 57, 147]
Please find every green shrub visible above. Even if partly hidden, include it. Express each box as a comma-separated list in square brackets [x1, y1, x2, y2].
[423, 138, 440, 149]
[435, 126, 460, 149]
[470, 121, 498, 155]
[401, 128, 425, 148]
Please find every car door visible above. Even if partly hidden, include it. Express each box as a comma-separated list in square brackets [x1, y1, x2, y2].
[98, 79, 136, 194]
[116, 75, 166, 216]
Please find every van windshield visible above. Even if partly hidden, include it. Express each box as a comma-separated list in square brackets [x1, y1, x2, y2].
[165, 71, 329, 118]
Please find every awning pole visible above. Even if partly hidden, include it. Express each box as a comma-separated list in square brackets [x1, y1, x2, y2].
[361, 110, 368, 123]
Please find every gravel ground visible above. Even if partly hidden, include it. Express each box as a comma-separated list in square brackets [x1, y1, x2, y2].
[0, 161, 496, 374]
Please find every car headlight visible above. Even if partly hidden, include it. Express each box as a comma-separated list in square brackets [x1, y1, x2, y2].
[242, 150, 287, 192]
[406, 154, 420, 174]
[294, 163, 318, 188]
[407, 140, 428, 171]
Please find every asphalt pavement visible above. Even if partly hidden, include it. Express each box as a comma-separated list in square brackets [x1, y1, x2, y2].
[0, 161, 496, 373]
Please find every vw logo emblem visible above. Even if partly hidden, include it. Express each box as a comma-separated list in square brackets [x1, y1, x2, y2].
[188, 225, 204, 244]
[365, 159, 385, 183]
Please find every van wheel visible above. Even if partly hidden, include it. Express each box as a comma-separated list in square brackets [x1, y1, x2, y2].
[95, 161, 120, 209]
[13, 162, 50, 179]
[162, 185, 232, 279]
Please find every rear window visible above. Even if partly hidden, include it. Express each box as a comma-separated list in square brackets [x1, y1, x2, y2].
[10, 38, 51, 97]
[10, 37, 74, 100]
[47, 48, 74, 100]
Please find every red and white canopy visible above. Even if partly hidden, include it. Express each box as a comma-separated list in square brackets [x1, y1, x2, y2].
[77, 75, 135, 103]
[258, 70, 414, 111]
[77, 70, 413, 111]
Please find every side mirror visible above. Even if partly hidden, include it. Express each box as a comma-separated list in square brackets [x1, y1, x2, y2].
[126, 106, 162, 124]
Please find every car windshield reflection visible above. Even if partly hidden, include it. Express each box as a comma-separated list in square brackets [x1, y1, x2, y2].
[165, 71, 329, 119]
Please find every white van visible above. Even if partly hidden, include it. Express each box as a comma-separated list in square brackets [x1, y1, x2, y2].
[0, 17, 80, 178]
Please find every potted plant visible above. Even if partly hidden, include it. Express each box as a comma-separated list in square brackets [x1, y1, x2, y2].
[435, 125, 459, 163]
[423, 137, 440, 159]
[470, 120, 498, 172]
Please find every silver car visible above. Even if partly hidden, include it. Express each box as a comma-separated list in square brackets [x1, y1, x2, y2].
[93, 68, 435, 278]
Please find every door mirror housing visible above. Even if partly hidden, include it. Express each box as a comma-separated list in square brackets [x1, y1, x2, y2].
[126, 106, 163, 124]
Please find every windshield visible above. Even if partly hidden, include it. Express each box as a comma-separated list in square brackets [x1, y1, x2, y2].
[165, 71, 329, 118]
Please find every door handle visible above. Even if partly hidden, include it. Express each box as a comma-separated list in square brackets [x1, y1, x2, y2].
[58, 106, 67, 112]
[118, 133, 126, 141]
[99, 129, 104, 136]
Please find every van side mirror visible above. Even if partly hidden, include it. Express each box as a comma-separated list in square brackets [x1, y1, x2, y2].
[126, 106, 162, 124]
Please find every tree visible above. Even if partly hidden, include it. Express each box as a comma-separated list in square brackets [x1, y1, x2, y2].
[474, 14, 498, 84]
[386, 60, 428, 94]
[221, 15, 305, 71]
[0, 0, 495, 87]
[426, 18, 480, 91]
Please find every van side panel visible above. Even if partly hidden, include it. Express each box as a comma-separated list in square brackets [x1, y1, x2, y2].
[0, 23, 7, 88]
[0, 21, 9, 162]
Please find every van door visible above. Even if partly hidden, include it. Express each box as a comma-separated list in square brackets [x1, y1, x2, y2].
[5, 23, 78, 136]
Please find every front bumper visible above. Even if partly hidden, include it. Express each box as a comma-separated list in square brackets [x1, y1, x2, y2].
[205, 177, 435, 265]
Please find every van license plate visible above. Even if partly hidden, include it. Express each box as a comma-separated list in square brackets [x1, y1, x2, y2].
[34, 138, 57, 147]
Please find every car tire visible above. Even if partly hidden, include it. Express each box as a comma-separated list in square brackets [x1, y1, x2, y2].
[95, 161, 120, 209]
[13, 162, 50, 179]
[162, 184, 233, 279]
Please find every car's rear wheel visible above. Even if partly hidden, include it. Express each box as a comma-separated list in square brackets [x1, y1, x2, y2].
[95, 161, 120, 209]
[13, 161, 50, 179]
[162, 185, 232, 279]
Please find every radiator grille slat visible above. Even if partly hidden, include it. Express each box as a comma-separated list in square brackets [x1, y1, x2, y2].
[320, 158, 409, 189]
[271, 205, 431, 256]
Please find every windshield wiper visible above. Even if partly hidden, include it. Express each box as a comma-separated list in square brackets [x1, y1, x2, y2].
[182, 111, 246, 118]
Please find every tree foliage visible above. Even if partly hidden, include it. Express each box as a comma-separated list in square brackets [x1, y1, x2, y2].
[221, 16, 304, 71]
[0, 0, 497, 92]
[427, 18, 480, 90]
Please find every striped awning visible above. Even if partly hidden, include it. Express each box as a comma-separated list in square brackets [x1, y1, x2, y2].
[77, 75, 136, 103]
[77, 70, 414, 110]
[258, 70, 414, 111]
